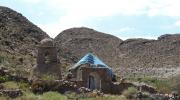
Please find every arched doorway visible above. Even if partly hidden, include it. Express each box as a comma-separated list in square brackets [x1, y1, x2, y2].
[88, 75, 95, 89]
[87, 72, 101, 90]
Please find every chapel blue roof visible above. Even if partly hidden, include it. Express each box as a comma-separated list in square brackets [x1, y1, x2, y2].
[70, 53, 113, 77]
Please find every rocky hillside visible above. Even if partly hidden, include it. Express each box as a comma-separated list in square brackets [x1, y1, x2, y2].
[0, 6, 49, 53]
[0, 6, 49, 76]
[1, 6, 180, 77]
[117, 34, 180, 68]
[55, 28, 180, 71]
[54, 27, 122, 68]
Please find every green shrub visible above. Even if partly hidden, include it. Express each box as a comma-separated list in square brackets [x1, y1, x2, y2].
[16, 91, 67, 100]
[64, 91, 77, 99]
[122, 87, 138, 99]
[41, 74, 58, 81]
[153, 79, 171, 93]
[2, 81, 19, 89]
[138, 77, 158, 84]
[1, 81, 30, 91]
[0, 56, 4, 64]
[171, 83, 180, 94]
[64, 92, 127, 100]
[15, 91, 42, 100]
[18, 82, 30, 91]
[92, 95, 127, 100]
[0, 75, 10, 82]
[139, 77, 172, 93]
[171, 74, 180, 94]
[0, 96, 8, 100]
[42, 91, 67, 100]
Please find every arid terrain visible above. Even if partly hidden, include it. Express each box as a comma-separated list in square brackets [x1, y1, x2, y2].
[1, 6, 180, 78]
[0, 6, 180, 100]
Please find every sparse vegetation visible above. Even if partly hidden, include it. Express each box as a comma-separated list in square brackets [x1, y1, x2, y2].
[0, 81, 30, 90]
[2, 81, 19, 89]
[16, 91, 67, 100]
[41, 74, 58, 81]
[0, 56, 5, 64]
[16, 92, 41, 100]
[171, 74, 180, 94]
[42, 91, 67, 100]
[128, 76, 173, 93]
[122, 87, 138, 99]
[142, 77, 173, 93]
[0, 51, 35, 77]
[0, 5, 180, 100]
[152, 79, 172, 93]
[0, 75, 10, 82]
[0, 96, 7, 100]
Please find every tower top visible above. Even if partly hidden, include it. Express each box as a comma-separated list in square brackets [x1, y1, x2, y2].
[40, 38, 54, 47]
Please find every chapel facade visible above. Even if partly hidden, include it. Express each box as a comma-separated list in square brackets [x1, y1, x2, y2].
[68, 53, 115, 92]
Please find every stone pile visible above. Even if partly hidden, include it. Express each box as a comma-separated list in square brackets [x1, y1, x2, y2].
[0, 89, 22, 98]
[133, 82, 157, 94]
[0, 67, 9, 76]
[31, 80, 78, 93]
[78, 87, 91, 93]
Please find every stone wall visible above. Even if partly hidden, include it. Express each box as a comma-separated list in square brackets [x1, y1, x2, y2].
[31, 80, 78, 94]
[109, 82, 135, 94]
[0, 89, 22, 98]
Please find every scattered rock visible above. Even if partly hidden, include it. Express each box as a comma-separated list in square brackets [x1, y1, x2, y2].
[0, 89, 22, 98]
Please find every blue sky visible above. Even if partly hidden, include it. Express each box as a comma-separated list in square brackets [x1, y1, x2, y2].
[0, 0, 180, 40]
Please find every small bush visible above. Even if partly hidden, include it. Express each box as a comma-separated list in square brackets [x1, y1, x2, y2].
[2, 81, 19, 89]
[18, 82, 30, 91]
[154, 79, 171, 93]
[0, 96, 8, 100]
[15, 91, 42, 100]
[16, 91, 67, 100]
[41, 74, 58, 81]
[2, 81, 30, 91]
[122, 87, 138, 99]
[140, 77, 157, 84]
[95, 95, 127, 100]
[0, 75, 10, 82]
[171, 74, 180, 94]
[118, 95, 127, 100]
[139, 77, 172, 93]
[42, 91, 67, 100]
[0, 56, 4, 64]
[65, 91, 77, 99]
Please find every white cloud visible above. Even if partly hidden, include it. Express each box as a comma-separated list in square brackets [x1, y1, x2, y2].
[37, 0, 150, 37]
[38, 23, 61, 38]
[45, 0, 180, 17]
[17, 0, 180, 17]
[38, 15, 87, 38]
[175, 20, 180, 26]
[147, 0, 180, 17]
[17, 0, 41, 4]
[18, 0, 180, 38]
[47, 0, 150, 16]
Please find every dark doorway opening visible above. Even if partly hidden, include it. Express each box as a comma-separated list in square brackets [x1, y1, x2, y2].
[88, 75, 95, 89]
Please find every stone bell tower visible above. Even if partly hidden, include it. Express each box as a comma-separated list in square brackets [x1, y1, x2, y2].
[33, 38, 61, 80]
[37, 38, 57, 70]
